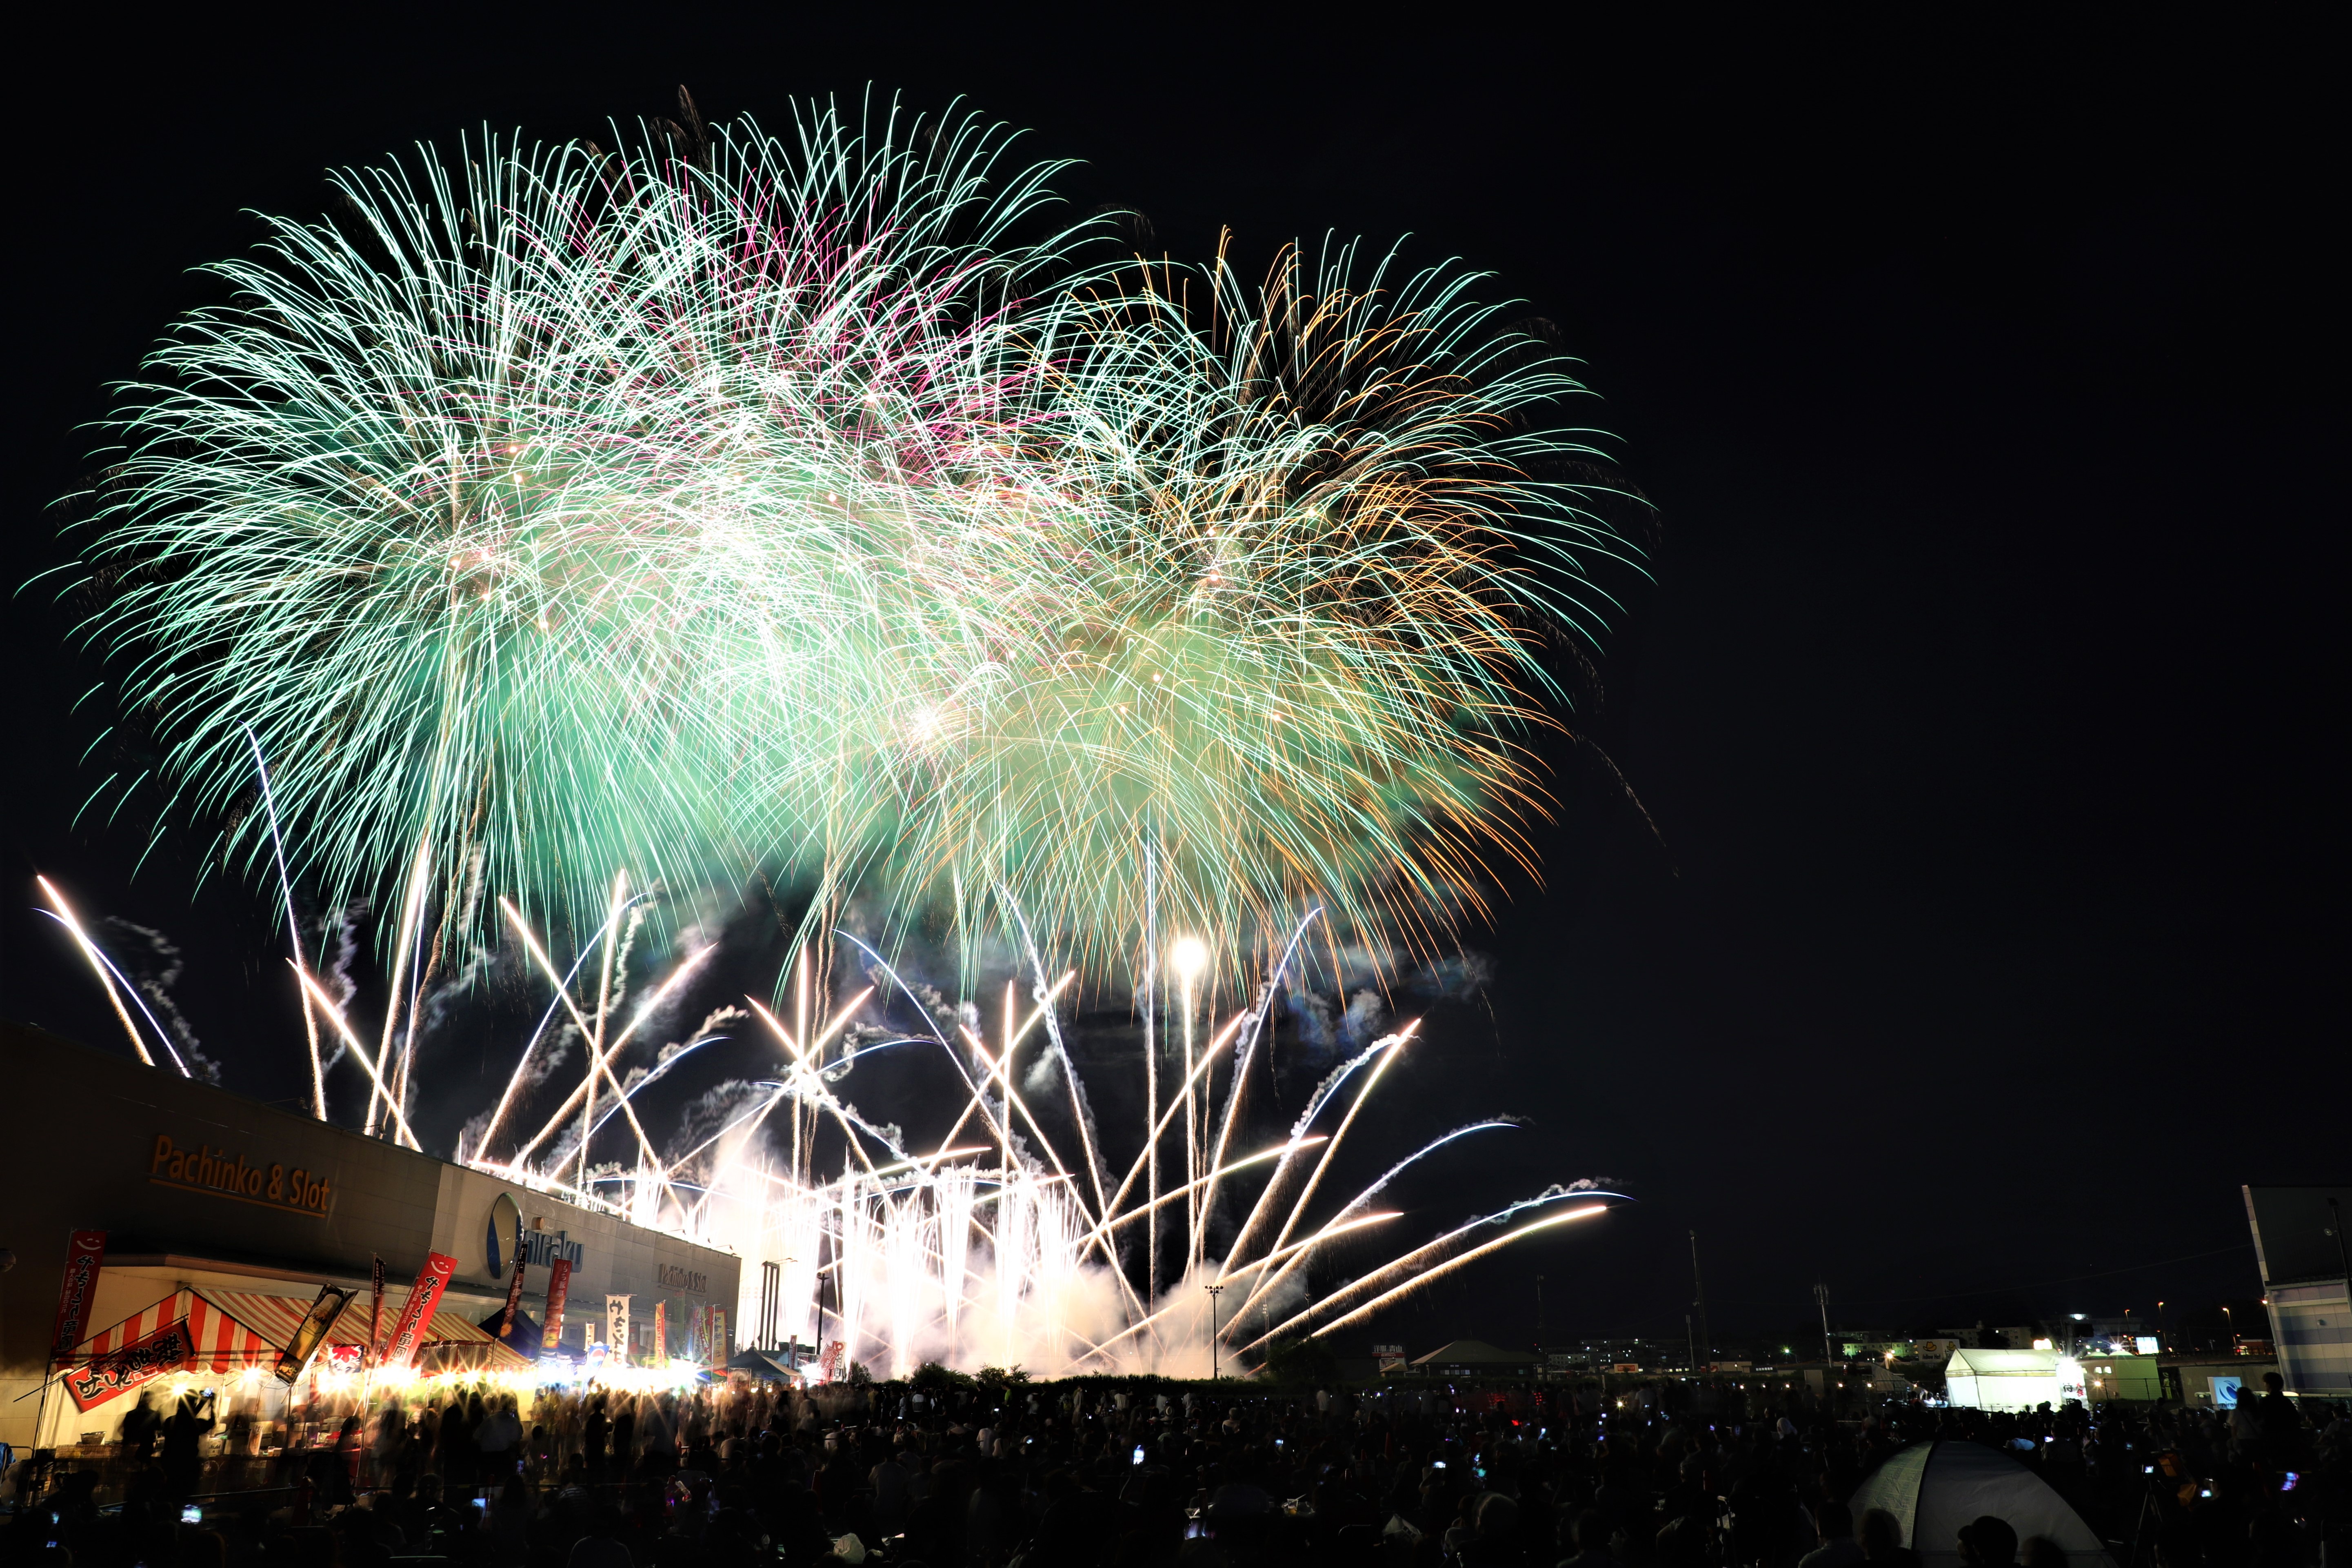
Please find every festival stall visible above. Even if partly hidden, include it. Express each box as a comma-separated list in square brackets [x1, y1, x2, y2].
[37, 1284, 532, 1451]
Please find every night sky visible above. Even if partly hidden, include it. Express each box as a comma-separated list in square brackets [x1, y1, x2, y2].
[4, 11, 2341, 1356]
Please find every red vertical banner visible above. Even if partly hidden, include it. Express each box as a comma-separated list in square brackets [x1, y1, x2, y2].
[381, 1253, 455, 1371]
[653, 1301, 667, 1364]
[369, 1255, 386, 1361]
[540, 1257, 572, 1353]
[51, 1230, 108, 1361]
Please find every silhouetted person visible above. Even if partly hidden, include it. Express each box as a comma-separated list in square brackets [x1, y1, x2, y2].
[568, 1506, 634, 1568]
[584, 1396, 610, 1477]
[613, 1404, 637, 1475]
[2021, 1537, 2069, 1568]
[1560, 1509, 1621, 1568]
[1803, 1501, 1865, 1568]
[1958, 1516, 2018, 1568]
[159, 1393, 214, 1500]
[1860, 1508, 1919, 1568]
[120, 1391, 160, 1464]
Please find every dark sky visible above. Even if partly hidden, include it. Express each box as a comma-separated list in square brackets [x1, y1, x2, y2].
[4, 9, 2342, 1354]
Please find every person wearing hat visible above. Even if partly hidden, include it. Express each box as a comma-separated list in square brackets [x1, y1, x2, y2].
[1957, 1516, 2018, 1568]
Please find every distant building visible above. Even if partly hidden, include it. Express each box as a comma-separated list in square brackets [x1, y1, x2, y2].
[2160, 1353, 2281, 1410]
[1842, 1336, 1959, 1364]
[1935, 1324, 2045, 1351]
[1945, 1348, 2086, 1410]
[1410, 1339, 1540, 1378]
[1945, 1346, 2165, 1408]
[2243, 1185, 2352, 1397]
[2079, 1352, 2163, 1402]
[1539, 1337, 1683, 1372]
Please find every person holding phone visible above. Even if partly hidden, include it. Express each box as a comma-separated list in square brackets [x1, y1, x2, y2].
[160, 1392, 215, 1501]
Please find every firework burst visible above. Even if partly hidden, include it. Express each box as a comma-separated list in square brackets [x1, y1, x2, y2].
[73, 99, 1090, 945]
[68, 100, 1638, 974]
[892, 238, 1641, 971]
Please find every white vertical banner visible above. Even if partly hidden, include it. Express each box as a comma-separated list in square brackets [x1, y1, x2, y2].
[606, 1295, 631, 1365]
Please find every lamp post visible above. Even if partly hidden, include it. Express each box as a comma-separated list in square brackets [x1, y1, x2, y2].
[1173, 936, 1209, 1276]
[1689, 1231, 1711, 1375]
[2221, 1305, 2234, 1351]
[1204, 1284, 1226, 1380]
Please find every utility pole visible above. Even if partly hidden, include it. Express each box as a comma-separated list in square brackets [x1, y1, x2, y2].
[815, 1231, 831, 1357]
[1204, 1284, 1225, 1380]
[1690, 1230, 1711, 1375]
[1686, 1313, 1697, 1374]
[1815, 1283, 1833, 1366]
[762, 1259, 795, 1351]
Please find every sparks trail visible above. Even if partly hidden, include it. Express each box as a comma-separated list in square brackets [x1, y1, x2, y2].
[38, 872, 1624, 1377]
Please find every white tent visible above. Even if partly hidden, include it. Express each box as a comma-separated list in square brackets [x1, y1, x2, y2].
[1943, 1347, 2086, 1411]
[1848, 1441, 2112, 1568]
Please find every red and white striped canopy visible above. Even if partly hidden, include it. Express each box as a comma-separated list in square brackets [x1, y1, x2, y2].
[200, 1288, 530, 1373]
[63, 1289, 277, 1410]
[76, 1289, 276, 1373]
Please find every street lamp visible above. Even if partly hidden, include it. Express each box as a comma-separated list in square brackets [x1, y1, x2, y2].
[2327, 1199, 2352, 1311]
[2221, 1305, 2234, 1350]
[1204, 1284, 1226, 1380]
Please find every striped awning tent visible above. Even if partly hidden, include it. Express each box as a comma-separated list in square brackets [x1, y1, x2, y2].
[199, 1288, 532, 1374]
[62, 1289, 277, 1410]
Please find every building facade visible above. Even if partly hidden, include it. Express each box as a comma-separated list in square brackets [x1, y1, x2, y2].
[0, 1022, 739, 1449]
[2243, 1184, 2352, 1398]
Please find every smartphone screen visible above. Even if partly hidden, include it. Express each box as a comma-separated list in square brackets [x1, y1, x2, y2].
[180, 1506, 202, 1525]
[1132, 1446, 1145, 1466]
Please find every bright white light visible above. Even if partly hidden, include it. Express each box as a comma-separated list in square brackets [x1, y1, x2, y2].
[1170, 936, 1209, 981]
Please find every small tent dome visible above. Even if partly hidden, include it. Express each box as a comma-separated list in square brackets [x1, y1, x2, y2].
[1848, 1440, 2111, 1568]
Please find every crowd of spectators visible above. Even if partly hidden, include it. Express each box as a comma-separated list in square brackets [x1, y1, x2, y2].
[8, 1373, 2346, 1568]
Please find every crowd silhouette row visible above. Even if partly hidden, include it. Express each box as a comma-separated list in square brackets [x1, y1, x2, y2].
[8, 1372, 2346, 1568]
